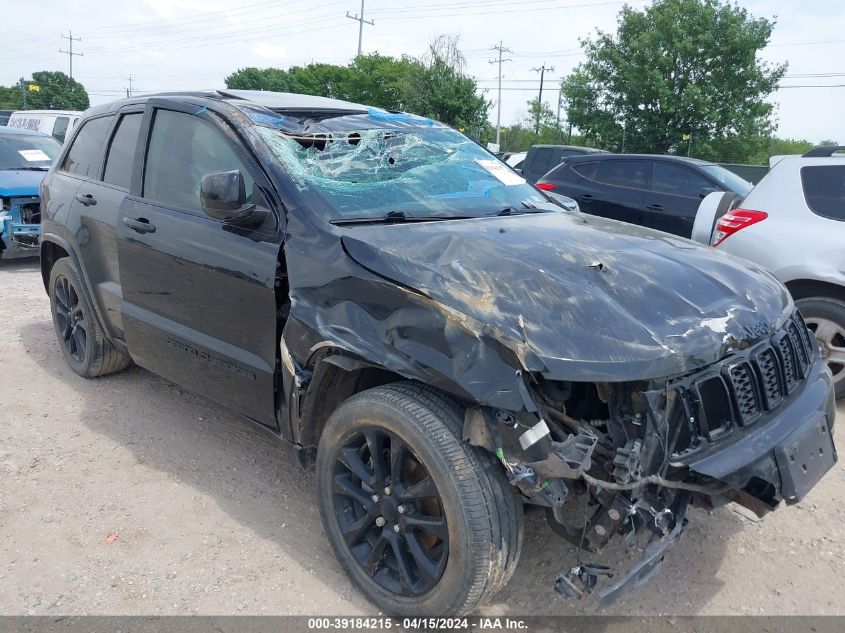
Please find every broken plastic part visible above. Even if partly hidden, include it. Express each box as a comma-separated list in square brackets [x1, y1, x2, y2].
[367, 107, 435, 126]
[518, 418, 551, 450]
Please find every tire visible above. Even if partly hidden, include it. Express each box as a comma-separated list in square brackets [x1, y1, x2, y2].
[316, 382, 523, 616]
[48, 257, 130, 378]
[796, 297, 845, 399]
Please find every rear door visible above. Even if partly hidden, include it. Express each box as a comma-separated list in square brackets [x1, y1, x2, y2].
[82, 108, 145, 339]
[116, 103, 281, 428]
[52, 114, 130, 340]
[524, 147, 555, 183]
[644, 161, 719, 237]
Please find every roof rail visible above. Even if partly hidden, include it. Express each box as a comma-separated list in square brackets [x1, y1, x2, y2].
[802, 146, 845, 158]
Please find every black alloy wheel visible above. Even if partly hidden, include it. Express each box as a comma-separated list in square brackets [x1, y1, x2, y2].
[54, 274, 88, 364]
[48, 257, 130, 378]
[332, 426, 448, 597]
[316, 383, 523, 615]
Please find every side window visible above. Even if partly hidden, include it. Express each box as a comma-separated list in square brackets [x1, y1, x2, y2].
[527, 148, 553, 176]
[572, 161, 599, 180]
[103, 113, 143, 189]
[61, 116, 113, 178]
[143, 109, 254, 213]
[653, 162, 713, 197]
[594, 160, 649, 189]
[801, 165, 845, 221]
[53, 117, 70, 143]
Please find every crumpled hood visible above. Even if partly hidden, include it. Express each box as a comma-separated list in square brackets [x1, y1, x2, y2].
[340, 211, 792, 381]
[0, 170, 45, 197]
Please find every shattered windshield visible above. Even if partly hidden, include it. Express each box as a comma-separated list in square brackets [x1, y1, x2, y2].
[255, 119, 546, 221]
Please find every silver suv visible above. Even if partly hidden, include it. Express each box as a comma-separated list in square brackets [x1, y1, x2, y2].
[693, 146, 845, 398]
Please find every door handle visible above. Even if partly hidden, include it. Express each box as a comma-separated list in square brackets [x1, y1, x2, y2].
[580, 194, 595, 202]
[646, 204, 664, 211]
[74, 193, 97, 206]
[122, 216, 156, 234]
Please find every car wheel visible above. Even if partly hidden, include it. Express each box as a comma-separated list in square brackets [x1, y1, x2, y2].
[49, 257, 130, 378]
[316, 382, 523, 615]
[797, 297, 845, 399]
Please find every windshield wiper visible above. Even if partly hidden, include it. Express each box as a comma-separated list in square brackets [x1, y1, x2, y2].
[494, 206, 546, 216]
[331, 210, 473, 226]
[2, 166, 50, 171]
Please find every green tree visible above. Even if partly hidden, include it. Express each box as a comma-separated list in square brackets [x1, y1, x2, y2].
[24, 72, 89, 110]
[0, 85, 23, 109]
[0, 72, 89, 111]
[560, 0, 786, 160]
[225, 38, 489, 130]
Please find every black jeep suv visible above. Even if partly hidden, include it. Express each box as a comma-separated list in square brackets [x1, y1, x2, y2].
[39, 91, 837, 615]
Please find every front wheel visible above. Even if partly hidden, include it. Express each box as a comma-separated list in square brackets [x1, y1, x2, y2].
[797, 297, 845, 399]
[316, 383, 523, 615]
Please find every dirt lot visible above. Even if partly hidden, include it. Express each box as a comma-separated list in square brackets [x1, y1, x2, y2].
[1, 257, 843, 616]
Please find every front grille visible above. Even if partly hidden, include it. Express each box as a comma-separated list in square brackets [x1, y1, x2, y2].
[754, 347, 783, 410]
[671, 310, 815, 456]
[728, 361, 760, 425]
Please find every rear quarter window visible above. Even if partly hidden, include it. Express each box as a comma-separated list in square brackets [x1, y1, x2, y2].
[801, 165, 845, 221]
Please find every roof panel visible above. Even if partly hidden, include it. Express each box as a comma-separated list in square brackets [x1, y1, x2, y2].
[218, 89, 370, 112]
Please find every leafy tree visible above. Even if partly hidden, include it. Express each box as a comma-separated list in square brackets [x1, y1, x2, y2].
[225, 38, 489, 130]
[0, 85, 22, 109]
[560, 0, 786, 160]
[26, 72, 89, 110]
[224, 67, 291, 92]
[0, 72, 89, 111]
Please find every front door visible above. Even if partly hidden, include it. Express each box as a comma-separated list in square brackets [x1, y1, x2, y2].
[116, 104, 282, 428]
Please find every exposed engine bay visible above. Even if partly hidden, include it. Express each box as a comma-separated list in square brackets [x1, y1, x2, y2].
[0, 195, 41, 259]
[463, 309, 836, 601]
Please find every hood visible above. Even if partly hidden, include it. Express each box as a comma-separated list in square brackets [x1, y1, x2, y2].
[0, 170, 45, 197]
[340, 211, 792, 381]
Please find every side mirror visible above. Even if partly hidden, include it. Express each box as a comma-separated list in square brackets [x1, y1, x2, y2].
[200, 170, 265, 226]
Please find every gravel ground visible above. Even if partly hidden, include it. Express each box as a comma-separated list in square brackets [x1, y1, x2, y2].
[1, 257, 843, 616]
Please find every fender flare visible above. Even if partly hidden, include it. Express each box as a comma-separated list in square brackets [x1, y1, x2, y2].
[40, 232, 120, 351]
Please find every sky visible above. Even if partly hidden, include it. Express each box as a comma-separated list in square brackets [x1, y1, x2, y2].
[3, 0, 844, 143]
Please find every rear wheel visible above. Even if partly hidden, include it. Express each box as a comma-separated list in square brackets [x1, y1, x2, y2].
[316, 382, 523, 615]
[797, 297, 845, 399]
[48, 257, 130, 378]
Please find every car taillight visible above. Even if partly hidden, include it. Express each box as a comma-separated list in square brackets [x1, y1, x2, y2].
[712, 209, 768, 246]
[535, 182, 556, 191]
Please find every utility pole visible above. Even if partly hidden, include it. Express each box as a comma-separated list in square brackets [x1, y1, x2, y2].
[59, 30, 83, 79]
[555, 92, 563, 141]
[488, 41, 512, 149]
[125, 74, 135, 98]
[19, 77, 27, 110]
[346, 0, 373, 58]
[530, 63, 554, 134]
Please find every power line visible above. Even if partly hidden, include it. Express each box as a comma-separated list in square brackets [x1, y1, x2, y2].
[59, 30, 83, 79]
[346, 0, 374, 58]
[489, 41, 512, 148]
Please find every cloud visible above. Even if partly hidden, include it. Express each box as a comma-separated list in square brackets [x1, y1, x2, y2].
[252, 42, 288, 60]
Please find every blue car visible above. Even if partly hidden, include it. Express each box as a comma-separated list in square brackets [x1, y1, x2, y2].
[0, 126, 61, 259]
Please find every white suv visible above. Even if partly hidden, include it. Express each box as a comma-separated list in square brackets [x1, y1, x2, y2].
[693, 146, 845, 398]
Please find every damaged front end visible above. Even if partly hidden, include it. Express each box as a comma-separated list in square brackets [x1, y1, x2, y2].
[0, 195, 41, 259]
[243, 103, 837, 603]
[464, 309, 837, 602]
